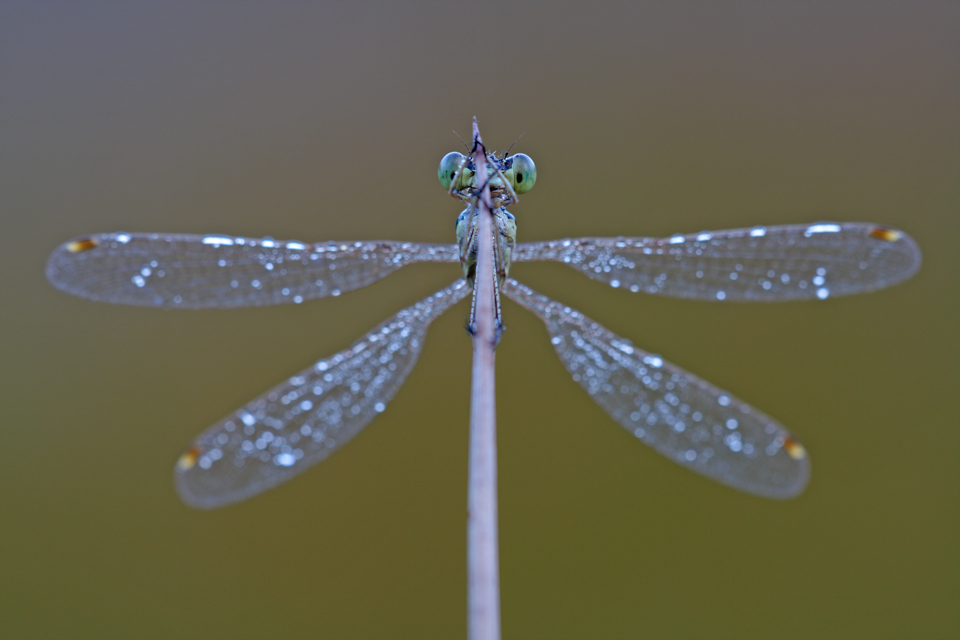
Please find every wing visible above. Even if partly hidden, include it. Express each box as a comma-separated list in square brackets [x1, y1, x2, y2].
[504, 278, 809, 498]
[174, 279, 470, 508]
[46, 232, 459, 308]
[513, 222, 920, 301]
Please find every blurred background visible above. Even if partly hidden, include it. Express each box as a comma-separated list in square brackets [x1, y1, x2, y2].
[1, 3, 957, 638]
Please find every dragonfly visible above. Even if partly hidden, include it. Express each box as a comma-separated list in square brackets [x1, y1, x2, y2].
[45, 141, 922, 509]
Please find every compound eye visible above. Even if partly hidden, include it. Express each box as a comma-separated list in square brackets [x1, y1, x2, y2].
[506, 153, 536, 194]
[438, 152, 468, 190]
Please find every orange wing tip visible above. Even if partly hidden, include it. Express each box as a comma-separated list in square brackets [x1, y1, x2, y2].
[782, 436, 807, 461]
[66, 238, 100, 253]
[177, 446, 202, 471]
[869, 227, 903, 243]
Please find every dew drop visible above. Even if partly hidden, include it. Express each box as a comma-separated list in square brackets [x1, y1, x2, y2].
[274, 453, 296, 467]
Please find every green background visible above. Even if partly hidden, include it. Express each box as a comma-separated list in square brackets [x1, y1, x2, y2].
[2, 3, 957, 638]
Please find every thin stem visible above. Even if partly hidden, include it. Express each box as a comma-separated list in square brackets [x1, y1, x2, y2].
[467, 118, 501, 640]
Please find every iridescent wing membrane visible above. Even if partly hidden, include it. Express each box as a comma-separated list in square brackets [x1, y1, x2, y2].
[514, 222, 920, 301]
[505, 279, 808, 498]
[46, 221, 920, 507]
[176, 280, 470, 508]
[45, 232, 458, 308]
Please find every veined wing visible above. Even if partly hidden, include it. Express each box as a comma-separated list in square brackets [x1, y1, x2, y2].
[46, 232, 459, 308]
[504, 278, 809, 498]
[514, 222, 920, 301]
[175, 279, 469, 508]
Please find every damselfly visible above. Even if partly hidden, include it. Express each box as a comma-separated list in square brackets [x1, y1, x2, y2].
[45, 137, 921, 508]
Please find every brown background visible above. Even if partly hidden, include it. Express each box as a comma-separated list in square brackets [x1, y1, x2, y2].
[1, 3, 957, 638]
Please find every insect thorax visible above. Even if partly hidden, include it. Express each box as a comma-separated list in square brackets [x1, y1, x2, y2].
[456, 206, 517, 287]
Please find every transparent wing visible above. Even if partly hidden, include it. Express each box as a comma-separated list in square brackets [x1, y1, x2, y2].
[504, 278, 809, 498]
[174, 279, 470, 508]
[514, 222, 920, 301]
[46, 232, 459, 308]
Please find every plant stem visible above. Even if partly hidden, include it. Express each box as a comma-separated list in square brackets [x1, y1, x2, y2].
[467, 118, 501, 640]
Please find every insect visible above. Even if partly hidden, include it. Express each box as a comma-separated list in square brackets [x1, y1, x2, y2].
[45, 139, 922, 508]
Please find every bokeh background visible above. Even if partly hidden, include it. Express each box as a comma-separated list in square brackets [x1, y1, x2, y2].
[1, 3, 957, 638]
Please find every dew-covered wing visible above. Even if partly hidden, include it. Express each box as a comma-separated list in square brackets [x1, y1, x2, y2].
[46, 232, 459, 308]
[504, 278, 809, 498]
[175, 279, 469, 508]
[513, 223, 920, 301]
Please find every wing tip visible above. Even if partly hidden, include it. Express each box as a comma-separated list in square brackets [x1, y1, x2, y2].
[869, 224, 923, 284]
[759, 453, 811, 500]
[45, 234, 114, 299]
[173, 470, 242, 510]
[173, 449, 253, 510]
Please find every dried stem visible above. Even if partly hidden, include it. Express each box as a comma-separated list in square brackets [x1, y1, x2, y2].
[467, 118, 501, 640]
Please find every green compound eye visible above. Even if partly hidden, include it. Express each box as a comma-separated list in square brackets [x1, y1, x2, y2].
[438, 152, 469, 190]
[505, 153, 536, 194]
